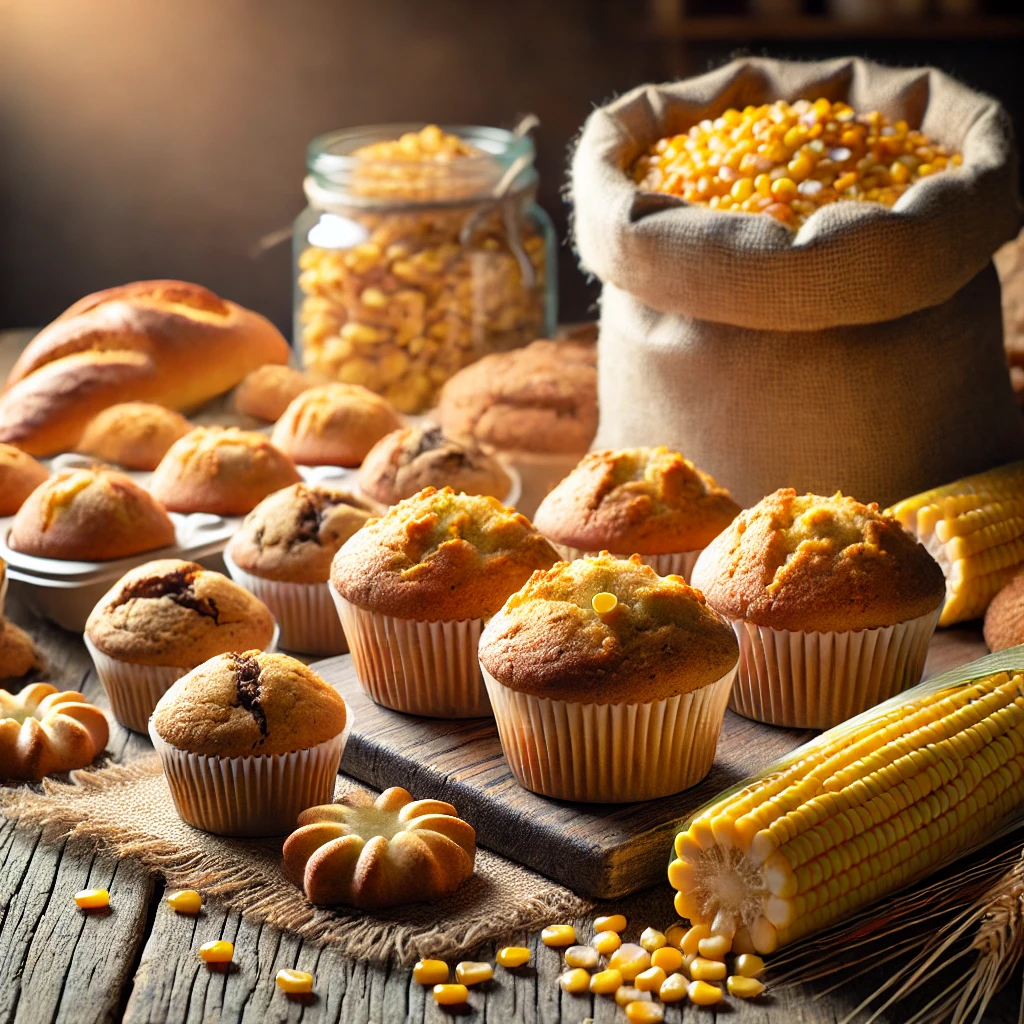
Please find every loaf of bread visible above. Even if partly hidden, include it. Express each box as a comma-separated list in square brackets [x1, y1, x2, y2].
[0, 281, 290, 455]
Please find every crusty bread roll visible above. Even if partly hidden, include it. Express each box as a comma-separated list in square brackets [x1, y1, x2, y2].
[0, 281, 290, 456]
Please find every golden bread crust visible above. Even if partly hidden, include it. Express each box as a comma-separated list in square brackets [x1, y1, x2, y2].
[983, 569, 1024, 651]
[478, 553, 738, 703]
[330, 486, 558, 621]
[0, 443, 49, 516]
[693, 489, 946, 633]
[151, 651, 347, 758]
[234, 365, 314, 422]
[149, 426, 302, 515]
[271, 384, 403, 467]
[227, 484, 375, 584]
[0, 281, 289, 455]
[437, 339, 597, 455]
[282, 786, 475, 909]
[9, 467, 175, 561]
[357, 424, 512, 505]
[76, 402, 192, 471]
[86, 559, 275, 666]
[534, 447, 740, 554]
[0, 619, 44, 680]
[0, 682, 109, 780]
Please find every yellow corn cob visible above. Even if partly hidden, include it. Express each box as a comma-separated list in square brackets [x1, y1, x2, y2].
[887, 462, 1024, 625]
[669, 670, 1024, 955]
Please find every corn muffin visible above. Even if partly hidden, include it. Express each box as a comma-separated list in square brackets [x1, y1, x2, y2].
[225, 484, 374, 654]
[76, 402, 193, 471]
[533, 447, 740, 580]
[85, 558, 276, 732]
[150, 651, 349, 836]
[691, 489, 945, 728]
[983, 569, 1024, 652]
[271, 383, 403, 467]
[358, 424, 512, 506]
[478, 553, 739, 802]
[149, 426, 302, 516]
[233, 364, 315, 422]
[330, 486, 558, 717]
[0, 443, 49, 517]
[9, 467, 175, 561]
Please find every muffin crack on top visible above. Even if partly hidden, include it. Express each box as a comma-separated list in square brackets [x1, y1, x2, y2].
[231, 652, 268, 738]
[113, 566, 221, 623]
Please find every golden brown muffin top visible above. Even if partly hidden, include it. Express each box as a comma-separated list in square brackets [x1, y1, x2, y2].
[9, 467, 175, 561]
[983, 569, 1024, 651]
[76, 402, 193, 471]
[151, 651, 347, 757]
[234, 364, 314, 422]
[437, 339, 597, 456]
[692, 489, 945, 633]
[0, 443, 49, 517]
[86, 559, 275, 667]
[479, 553, 738, 703]
[534, 447, 741, 554]
[227, 483, 375, 584]
[358, 424, 512, 506]
[331, 486, 558, 621]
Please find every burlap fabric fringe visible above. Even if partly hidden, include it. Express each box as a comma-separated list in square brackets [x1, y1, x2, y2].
[0, 758, 593, 965]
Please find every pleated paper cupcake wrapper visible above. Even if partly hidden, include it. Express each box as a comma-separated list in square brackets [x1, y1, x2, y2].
[84, 623, 280, 735]
[549, 543, 702, 582]
[223, 552, 347, 656]
[481, 664, 737, 803]
[331, 590, 491, 718]
[148, 717, 351, 837]
[728, 606, 941, 730]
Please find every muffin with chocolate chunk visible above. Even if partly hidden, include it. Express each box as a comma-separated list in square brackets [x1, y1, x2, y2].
[84, 559, 277, 732]
[225, 483, 374, 654]
[150, 651, 349, 836]
[691, 489, 945, 728]
[358, 424, 513, 507]
[330, 486, 558, 717]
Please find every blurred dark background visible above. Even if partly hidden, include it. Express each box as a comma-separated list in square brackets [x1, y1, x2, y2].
[1, 0, 1022, 335]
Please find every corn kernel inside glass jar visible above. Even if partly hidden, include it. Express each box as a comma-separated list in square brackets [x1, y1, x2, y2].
[631, 98, 962, 228]
[295, 124, 555, 413]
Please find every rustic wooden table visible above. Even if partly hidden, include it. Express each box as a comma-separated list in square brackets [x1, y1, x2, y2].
[2, 589, 1021, 1024]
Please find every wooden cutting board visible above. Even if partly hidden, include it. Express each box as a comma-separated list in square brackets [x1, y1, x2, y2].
[316, 625, 985, 899]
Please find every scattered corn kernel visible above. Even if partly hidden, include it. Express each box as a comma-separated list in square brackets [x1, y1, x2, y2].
[413, 959, 449, 985]
[659, 972, 688, 1002]
[615, 986, 651, 1007]
[728, 975, 767, 998]
[590, 968, 624, 994]
[690, 957, 727, 982]
[639, 927, 666, 952]
[625, 1002, 665, 1024]
[592, 592, 618, 615]
[432, 984, 469, 1006]
[593, 930, 622, 955]
[455, 961, 493, 986]
[166, 890, 202, 915]
[564, 945, 599, 969]
[688, 979, 724, 1006]
[664, 924, 687, 950]
[199, 941, 233, 964]
[595, 913, 627, 933]
[651, 946, 683, 973]
[697, 934, 731, 961]
[635, 966, 667, 992]
[680, 923, 710, 955]
[542, 925, 576, 947]
[497, 947, 531, 969]
[74, 888, 109, 910]
[276, 969, 314, 994]
[609, 943, 651, 982]
[559, 968, 591, 993]
[735, 953, 765, 978]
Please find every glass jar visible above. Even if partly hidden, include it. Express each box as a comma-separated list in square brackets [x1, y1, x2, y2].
[294, 123, 557, 413]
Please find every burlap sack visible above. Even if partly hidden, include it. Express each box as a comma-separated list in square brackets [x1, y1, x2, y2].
[571, 57, 1024, 508]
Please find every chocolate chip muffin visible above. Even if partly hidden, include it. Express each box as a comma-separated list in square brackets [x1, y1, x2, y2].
[150, 651, 349, 836]
[358, 424, 512, 507]
[84, 559, 276, 732]
[225, 484, 374, 654]
[0, 443, 48, 517]
[76, 402, 193, 471]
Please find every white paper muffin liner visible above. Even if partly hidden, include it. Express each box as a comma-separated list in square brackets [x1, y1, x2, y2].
[223, 551, 347, 656]
[481, 663, 737, 803]
[331, 590, 491, 718]
[84, 623, 280, 735]
[727, 606, 941, 729]
[549, 543, 703, 582]
[149, 714, 351, 837]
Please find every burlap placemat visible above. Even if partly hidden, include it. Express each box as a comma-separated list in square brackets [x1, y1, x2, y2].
[0, 758, 594, 964]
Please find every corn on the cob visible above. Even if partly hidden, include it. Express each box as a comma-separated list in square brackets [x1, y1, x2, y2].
[669, 669, 1024, 954]
[888, 462, 1024, 625]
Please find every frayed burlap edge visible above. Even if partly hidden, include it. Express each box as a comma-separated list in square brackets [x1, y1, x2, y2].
[0, 759, 593, 965]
